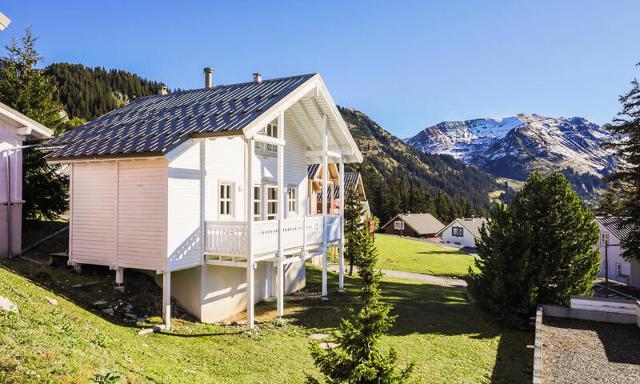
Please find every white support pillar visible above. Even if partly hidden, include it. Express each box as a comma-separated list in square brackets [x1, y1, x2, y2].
[246, 139, 256, 329]
[162, 271, 171, 329]
[338, 159, 345, 292]
[321, 114, 329, 300]
[276, 112, 285, 317]
[115, 267, 124, 285]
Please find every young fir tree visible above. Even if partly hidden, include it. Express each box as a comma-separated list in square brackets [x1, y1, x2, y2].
[344, 189, 365, 275]
[601, 65, 640, 261]
[308, 228, 414, 383]
[467, 172, 599, 327]
[0, 27, 68, 220]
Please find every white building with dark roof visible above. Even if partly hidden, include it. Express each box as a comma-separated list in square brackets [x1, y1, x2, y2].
[437, 217, 487, 248]
[45, 70, 362, 328]
[595, 216, 640, 287]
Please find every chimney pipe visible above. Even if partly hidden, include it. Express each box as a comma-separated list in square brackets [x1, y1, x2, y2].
[203, 67, 213, 89]
[158, 86, 168, 96]
[253, 72, 263, 84]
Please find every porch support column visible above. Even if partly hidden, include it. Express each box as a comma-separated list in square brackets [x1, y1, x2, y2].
[246, 139, 256, 329]
[276, 112, 285, 317]
[321, 114, 329, 300]
[338, 159, 345, 292]
[162, 271, 171, 329]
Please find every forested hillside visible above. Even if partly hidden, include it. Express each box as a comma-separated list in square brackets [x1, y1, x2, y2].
[44, 63, 165, 120]
[340, 107, 510, 224]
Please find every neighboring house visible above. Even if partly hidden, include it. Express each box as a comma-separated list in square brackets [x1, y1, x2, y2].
[0, 102, 53, 257]
[438, 217, 487, 248]
[381, 213, 444, 238]
[308, 164, 369, 216]
[595, 216, 640, 288]
[45, 71, 363, 329]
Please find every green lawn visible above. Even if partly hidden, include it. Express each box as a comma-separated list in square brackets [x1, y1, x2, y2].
[0, 258, 530, 383]
[375, 234, 478, 278]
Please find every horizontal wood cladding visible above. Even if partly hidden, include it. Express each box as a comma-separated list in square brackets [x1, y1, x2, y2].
[117, 159, 168, 270]
[71, 162, 117, 266]
[70, 159, 168, 270]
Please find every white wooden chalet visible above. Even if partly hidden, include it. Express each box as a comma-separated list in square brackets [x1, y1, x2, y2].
[46, 71, 362, 328]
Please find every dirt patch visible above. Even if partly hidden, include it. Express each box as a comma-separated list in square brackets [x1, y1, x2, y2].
[542, 317, 640, 384]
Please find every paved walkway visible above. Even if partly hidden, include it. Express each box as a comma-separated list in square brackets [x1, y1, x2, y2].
[327, 263, 467, 288]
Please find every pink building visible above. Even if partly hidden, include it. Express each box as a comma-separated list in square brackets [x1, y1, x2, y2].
[0, 102, 52, 257]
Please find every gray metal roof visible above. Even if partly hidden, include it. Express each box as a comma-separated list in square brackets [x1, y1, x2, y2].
[46, 74, 316, 160]
[382, 213, 445, 236]
[595, 216, 632, 243]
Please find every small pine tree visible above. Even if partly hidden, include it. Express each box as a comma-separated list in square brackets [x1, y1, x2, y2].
[467, 172, 600, 327]
[601, 64, 640, 261]
[344, 190, 365, 275]
[0, 27, 68, 220]
[308, 229, 414, 384]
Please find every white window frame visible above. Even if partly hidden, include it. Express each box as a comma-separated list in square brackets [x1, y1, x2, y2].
[452, 226, 464, 237]
[219, 182, 234, 218]
[287, 186, 298, 216]
[394, 221, 405, 230]
[601, 232, 609, 245]
[616, 262, 623, 277]
[253, 185, 262, 221]
[266, 185, 278, 220]
[256, 122, 278, 154]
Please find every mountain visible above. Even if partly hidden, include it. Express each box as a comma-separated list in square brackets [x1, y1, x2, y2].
[406, 113, 617, 200]
[44, 63, 166, 121]
[340, 107, 509, 223]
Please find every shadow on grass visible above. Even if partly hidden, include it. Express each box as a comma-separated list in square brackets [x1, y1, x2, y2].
[294, 267, 532, 383]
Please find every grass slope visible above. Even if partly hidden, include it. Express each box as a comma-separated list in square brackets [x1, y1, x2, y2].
[375, 234, 478, 278]
[0, 259, 530, 384]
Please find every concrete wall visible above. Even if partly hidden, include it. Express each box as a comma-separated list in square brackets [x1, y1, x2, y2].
[542, 296, 640, 325]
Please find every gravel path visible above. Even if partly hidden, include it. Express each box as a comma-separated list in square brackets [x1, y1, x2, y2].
[542, 317, 640, 384]
[327, 263, 467, 287]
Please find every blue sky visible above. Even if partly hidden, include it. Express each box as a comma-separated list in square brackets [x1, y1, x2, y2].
[2, 1, 639, 137]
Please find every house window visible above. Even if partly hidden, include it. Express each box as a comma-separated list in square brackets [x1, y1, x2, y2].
[601, 233, 609, 245]
[253, 185, 262, 221]
[219, 183, 233, 217]
[394, 221, 405, 230]
[452, 226, 464, 237]
[287, 187, 297, 215]
[266, 186, 278, 220]
[616, 263, 622, 277]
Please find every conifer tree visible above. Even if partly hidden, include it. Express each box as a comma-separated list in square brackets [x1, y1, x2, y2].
[344, 190, 365, 275]
[601, 64, 640, 261]
[308, 228, 414, 383]
[0, 27, 68, 220]
[467, 172, 599, 327]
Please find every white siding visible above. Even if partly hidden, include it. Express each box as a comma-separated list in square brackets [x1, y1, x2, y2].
[0, 117, 24, 257]
[440, 220, 478, 248]
[118, 159, 168, 270]
[204, 137, 246, 222]
[70, 162, 118, 266]
[168, 143, 203, 270]
[595, 223, 631, 284]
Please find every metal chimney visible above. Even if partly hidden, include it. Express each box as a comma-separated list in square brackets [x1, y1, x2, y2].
[203, 67, 213, 89]
[253, 72, 263, 84]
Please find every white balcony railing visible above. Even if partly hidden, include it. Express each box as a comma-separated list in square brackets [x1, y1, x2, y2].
[204, 215, 341, 257]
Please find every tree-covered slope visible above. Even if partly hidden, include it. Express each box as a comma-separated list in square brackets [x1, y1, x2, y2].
[339, 107, 508, 223]
[44, 63, 165, 121]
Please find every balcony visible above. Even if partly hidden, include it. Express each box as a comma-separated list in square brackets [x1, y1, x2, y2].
[204, 215, 341, 258]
